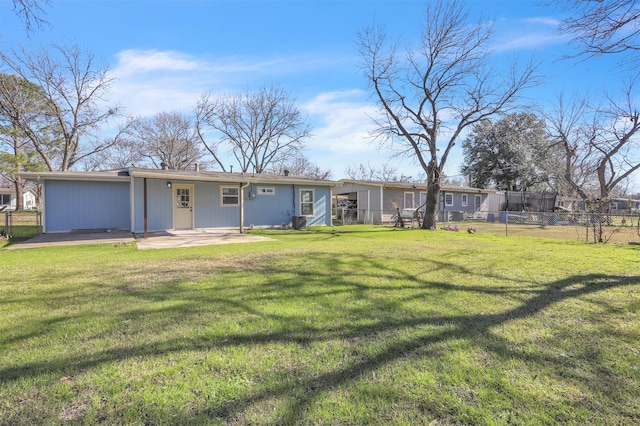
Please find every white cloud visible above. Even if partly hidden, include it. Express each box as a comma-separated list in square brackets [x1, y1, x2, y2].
[304, 91, 374, 147]
[102, 49, 428, 177]
[523, 17, 560, 27]
[114, 49, 201, 75]
[492, 32, 565, 53]
[107, 49, 354, 117]
[301, 90, 433, 177]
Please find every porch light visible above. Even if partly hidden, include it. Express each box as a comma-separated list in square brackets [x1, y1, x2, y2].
[166, 181, 172, 189]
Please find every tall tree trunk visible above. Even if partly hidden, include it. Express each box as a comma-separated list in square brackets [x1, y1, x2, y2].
[422, 182, 440, 230]
[14, 175, 23, 211]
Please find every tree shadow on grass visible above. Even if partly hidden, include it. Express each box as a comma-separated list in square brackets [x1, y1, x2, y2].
[1, 249, 638, 424]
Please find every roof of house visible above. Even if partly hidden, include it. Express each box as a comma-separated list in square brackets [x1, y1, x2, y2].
[20, 167, 340, 187]
[0, 187, 36, 195]
[337, 179, 494, 193]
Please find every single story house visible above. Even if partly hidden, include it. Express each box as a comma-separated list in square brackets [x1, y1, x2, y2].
[20, 167, 338, 234]
[609, 197, 640, 212]
[0, 187, 37, 211]
[333, 179, 493, 224]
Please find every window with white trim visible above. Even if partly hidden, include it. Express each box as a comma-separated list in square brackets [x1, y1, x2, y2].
[404, 192, 415, 208]
[220, 186, 239, 206]
[461, 194, 468, 207]
[300, 189, 314, 216]
[444, 193, 453, 207]
[257, 187, 275, 195]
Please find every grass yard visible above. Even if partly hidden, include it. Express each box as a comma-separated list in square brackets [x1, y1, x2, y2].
[1, 226, 639, 425]
[438, 220, 640, 245]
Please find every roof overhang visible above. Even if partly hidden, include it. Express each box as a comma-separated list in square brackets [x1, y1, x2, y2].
[20, 168, 340, 187]
[19, 171, 130, 182]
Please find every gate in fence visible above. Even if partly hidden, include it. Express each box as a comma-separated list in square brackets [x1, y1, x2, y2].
[2, 210, 43, 239]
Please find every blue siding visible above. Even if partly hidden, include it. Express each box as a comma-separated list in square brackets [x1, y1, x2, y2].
[441, 191, 486, 212]
[243, 183, 298, 226]
[132, 178, 172, 233]
[296, 185, 331, 227]
[131, 178, 331, 232]
[45, 180, 130, 232]
[194, 182, 240, 228]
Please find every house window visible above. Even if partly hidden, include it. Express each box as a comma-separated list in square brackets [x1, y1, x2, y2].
[0, 194, 10, 205]
[176, 188, 191, 208]
[461, 194, 468, 207]
[444, 193, 453, 207]
[475, 194, 482, 210]
[220, 186, 239, 206]
[300, 189, 314, 216]
[257, 187, 275, 195]
[404, 192, 415, 208]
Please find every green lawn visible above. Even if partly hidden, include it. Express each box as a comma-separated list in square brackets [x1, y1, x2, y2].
[1, 226, 639, 425]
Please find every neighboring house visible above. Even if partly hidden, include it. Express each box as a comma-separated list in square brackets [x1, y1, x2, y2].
[20, 167, 338, 234]
[0, 187, 37, 211]
[555, 195, 581, 212]
[333, 179, 493, 224]
[609, 197, 640, 212]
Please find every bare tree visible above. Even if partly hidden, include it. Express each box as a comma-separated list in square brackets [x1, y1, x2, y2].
[267, 153, 332, 180]
[344, 162, 401, 182]
[0, 44, 121, 171]
[83, 135, 142, 171]
[591, 83, 640, 198]
[545, 86, 640, 200]
[544, 94, 598, 199]
[357, 0, 537, 228]
[126, 112, 206, 170]
[553, 0, 640, 68]
[9, 0, 50, 33]
[195, 84, 311, 173]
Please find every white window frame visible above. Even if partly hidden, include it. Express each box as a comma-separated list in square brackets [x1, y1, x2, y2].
[257, 187, 275, 195]
[220, 186, 239, 207]
[300, 188, 315, 216]
[461, 194, 468, 207]
[444, 192, 454, 207]
[404, 192, 415, 209]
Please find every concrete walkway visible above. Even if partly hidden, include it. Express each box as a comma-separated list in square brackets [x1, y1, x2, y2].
[8, 229, 274, 250]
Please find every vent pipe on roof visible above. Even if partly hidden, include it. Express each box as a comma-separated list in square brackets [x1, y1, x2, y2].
[161, 162, 169, 170]
[284, 169, 290, 176]
[194, 163, 200, 172]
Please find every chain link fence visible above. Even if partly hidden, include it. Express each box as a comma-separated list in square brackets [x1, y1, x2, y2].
[334, 208, 640, 245]
[1, 210, 43, 240]
[442, 210, 640, 244]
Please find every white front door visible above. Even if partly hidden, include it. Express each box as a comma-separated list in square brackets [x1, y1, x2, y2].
[173, 184, 194, 229]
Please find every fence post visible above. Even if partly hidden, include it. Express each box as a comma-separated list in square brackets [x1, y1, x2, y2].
[505, 211, 509, 237]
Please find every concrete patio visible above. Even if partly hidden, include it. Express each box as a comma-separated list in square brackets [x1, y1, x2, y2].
[8, 229, 275, 250]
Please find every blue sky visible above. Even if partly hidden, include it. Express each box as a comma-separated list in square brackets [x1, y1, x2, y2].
[0, 0, 631, 182]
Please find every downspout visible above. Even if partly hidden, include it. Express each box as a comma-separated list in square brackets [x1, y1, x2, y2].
[129, 173, 135, 235]
[380, 186, 384, 223]
[239, 181, 250, 234]
[143, 177, 148, 239]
